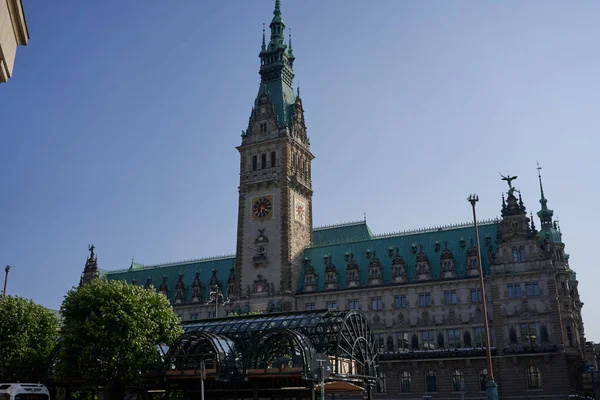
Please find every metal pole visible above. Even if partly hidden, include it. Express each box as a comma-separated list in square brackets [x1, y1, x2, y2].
[215, 292, 218, 318]
[468, 194, 498, 400]
[3, 265, 10, 297]
[592, 370, 596, 400]
[200, 360, 205, 400]
[318, 360, 325, 400]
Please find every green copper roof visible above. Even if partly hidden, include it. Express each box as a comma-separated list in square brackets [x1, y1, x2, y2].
[252, 0, 296, 128]
[300, 220, 498, 291]
[313, 220, 373, 245]
[103, 254, 235, 303]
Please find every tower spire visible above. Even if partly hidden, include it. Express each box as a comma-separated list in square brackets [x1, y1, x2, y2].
[535, 163, 562, 243]
[261, 23, 266, 52]
[288, 28, 294, 58]
[537, 162, 546, 204]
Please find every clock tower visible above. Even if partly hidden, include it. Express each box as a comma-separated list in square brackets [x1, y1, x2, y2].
[234, 0, 313, 311]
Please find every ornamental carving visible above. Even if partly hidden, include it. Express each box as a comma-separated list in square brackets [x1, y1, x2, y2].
[159, 276, 168, 297]
[392, 312, 409, 328]
[253, 274, 269, 295]
[367, 251, 383, 285]
[253, 229, 269, 268]
[175, 273, 185, 304]
[227, 266, 236, 299]
[345, 253, 360, 288]
[191, 271, 203, 303]
[442, 309, 462, 326]
[324, 255, 338, 289]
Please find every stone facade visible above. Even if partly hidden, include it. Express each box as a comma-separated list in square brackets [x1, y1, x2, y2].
[0, 0, 28, 83]
[96, 1, 589, 399]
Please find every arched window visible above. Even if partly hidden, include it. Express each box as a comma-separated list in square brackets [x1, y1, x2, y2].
[526, 366, 542, 389]
[464, 331, 472, 347]
[411, 334, 419, 350]
[437, 333, 445, 349]
[452, 370, 464, 392]
[261, 153, 267, 169]
[400, 371, 411, 393]
[270, 151, 276, 168]
[541, 325, 549, 343]
[520, 246, 526, 261]
[512, 247, 519, 262]
[425, 371, 437, 392]
[252, 155, 257, 171]
[480, 368, 488, 391]
[510, 327, 518, 345]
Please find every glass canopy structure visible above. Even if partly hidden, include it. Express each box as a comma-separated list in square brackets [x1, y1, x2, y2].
[164, 309, 379, 390]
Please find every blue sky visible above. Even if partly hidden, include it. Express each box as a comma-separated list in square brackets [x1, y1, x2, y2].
[1, 1, 599, 337]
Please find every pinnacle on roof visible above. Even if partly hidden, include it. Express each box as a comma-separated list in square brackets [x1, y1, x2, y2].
[536, 162, 554, 227]
[535, 163, 562, 244]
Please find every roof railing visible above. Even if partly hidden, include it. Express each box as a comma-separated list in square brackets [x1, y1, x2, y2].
[314, 220, 367, 231]
[102, 253, 236, 274]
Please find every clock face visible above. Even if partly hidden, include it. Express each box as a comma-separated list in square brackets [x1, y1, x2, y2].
[252, 195, 273, 220]
[294, 198, 306, 223]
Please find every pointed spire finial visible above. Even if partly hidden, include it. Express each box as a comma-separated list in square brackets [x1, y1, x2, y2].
[288, 28, 294, 55]
[274, 0, 281, 16]
[261, 23, 266, 51]
[537, 162, 546, 201]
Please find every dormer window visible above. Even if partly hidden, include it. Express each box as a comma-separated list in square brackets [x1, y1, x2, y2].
[260, 122, 267, 133]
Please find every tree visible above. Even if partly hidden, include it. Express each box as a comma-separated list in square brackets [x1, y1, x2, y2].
[58, 279, 182, 399]
[0, 295, 59, 382]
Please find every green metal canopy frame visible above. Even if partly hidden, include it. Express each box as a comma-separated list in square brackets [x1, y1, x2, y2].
[164, 309, 378, 385]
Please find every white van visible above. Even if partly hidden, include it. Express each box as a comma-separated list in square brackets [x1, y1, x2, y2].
[0, 384, 50, 400]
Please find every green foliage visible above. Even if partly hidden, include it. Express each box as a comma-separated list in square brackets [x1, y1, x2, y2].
[0, 295, 59, 382]
[227, 310, 263, 317]
[58, 279, 183, 385]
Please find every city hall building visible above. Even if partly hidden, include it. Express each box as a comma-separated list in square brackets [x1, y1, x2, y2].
[81, 1, 588, 398]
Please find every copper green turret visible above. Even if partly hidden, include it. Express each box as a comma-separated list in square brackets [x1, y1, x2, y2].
[254, 0, 296, 128]
[536, 163, 562, 244]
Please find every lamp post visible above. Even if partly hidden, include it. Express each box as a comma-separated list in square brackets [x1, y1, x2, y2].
[209, 286, 228, 318]
[468, 194, 498, 400]
[3, 265, 10, 297]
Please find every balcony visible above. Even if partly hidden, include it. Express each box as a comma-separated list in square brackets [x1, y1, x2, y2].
[379, 347, 498, 361]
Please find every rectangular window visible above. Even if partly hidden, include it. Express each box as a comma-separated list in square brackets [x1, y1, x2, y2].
[508, 283, 522, 298]
[419, 292, 431, 307]
[566, 326, 574, 347]
[305, 303, 315, 310]
[375, 333, 385, 354]
[525, 281, 540, 296]
[448, 329, 461, 349]
[395, 295, 407, 308]
[371, 297, 383, 310]
[348, 299, 360, 310]
[444, 290, 458, 304]
[207, 311, 216, 319]
[397, 332, 409, 352]
[520, 323, 537, 346]
[474, 327, 485, 347]
[421, 330, 435, 350]
[326, 301, 337, 309]
[471, 288, 482, 303]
